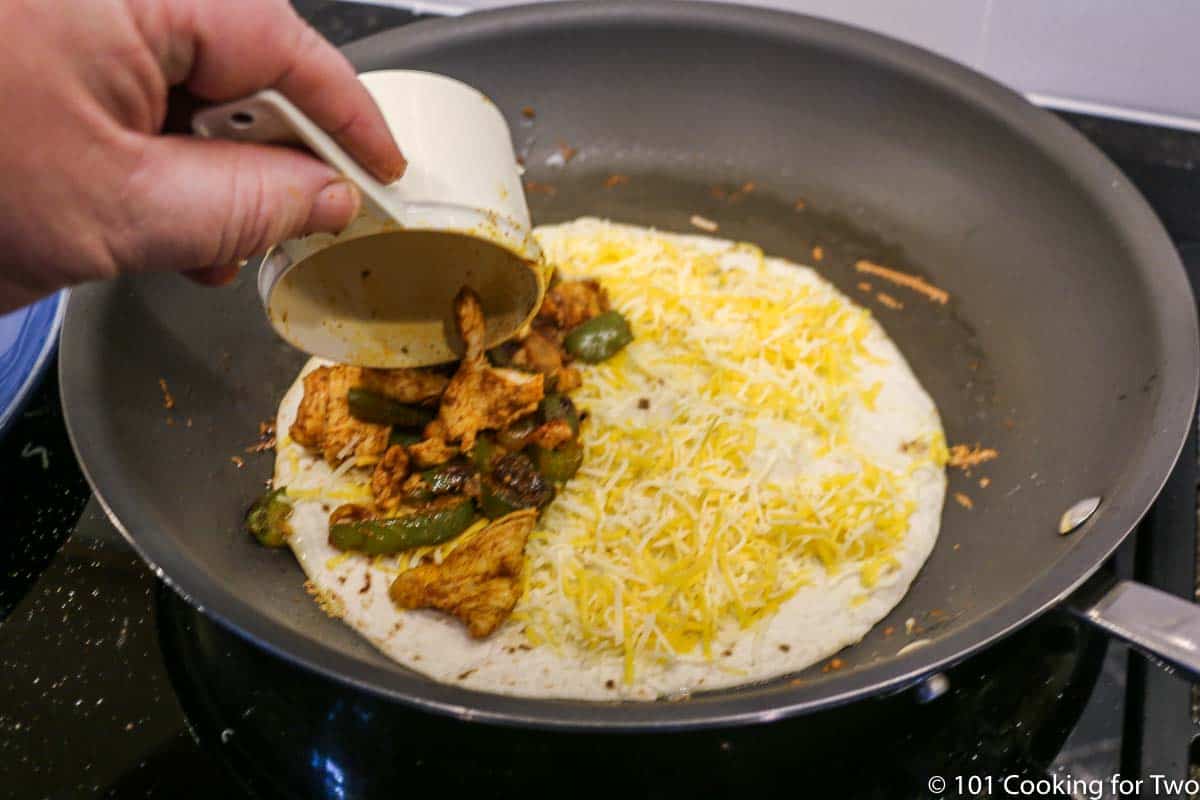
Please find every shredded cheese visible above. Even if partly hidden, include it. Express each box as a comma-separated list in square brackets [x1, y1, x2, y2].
[517, 223, 945, 680]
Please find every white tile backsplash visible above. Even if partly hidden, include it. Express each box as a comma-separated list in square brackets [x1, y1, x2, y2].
[981, 0, 1199, 128]
[361, 0, 1200, 130]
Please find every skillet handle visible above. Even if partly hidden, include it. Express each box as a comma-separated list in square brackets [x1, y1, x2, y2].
[1068, 573, 1200, 683]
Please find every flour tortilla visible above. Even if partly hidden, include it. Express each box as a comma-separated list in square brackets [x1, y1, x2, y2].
[275, 219, 947, 701]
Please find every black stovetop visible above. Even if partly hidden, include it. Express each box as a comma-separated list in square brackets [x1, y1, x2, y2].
[3, 3, 1200, 798]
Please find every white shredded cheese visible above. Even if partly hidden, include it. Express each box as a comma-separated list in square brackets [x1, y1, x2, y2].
[515, 220, 948, 682]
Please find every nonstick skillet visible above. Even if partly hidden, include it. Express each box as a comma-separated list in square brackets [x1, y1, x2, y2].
[60, 2, 1200, 729]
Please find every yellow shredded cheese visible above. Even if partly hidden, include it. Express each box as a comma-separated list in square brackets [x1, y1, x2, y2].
[518, 223, 943, 680]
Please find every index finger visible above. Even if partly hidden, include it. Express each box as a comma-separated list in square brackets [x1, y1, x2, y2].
[165, 0, 406, 182]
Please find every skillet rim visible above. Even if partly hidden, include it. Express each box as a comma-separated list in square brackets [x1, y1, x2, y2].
[61, 0, 1200, 730]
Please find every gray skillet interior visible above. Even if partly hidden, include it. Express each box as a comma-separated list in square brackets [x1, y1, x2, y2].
[59, 2, 1197, 729]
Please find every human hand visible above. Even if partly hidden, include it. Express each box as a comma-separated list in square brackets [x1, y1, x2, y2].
[0, 0, 405, 311]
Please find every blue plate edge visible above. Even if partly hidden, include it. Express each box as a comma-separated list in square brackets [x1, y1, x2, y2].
[0, 291, 68, 439]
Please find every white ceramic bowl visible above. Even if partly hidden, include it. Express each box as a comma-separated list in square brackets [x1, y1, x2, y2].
[224, 70, 546, 367]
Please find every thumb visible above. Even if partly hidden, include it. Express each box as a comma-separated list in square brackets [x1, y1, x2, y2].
[113, 136, 361, 274]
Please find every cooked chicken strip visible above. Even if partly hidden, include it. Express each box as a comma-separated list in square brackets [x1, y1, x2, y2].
[370, 445, 411, 510]
[389, 509, 537, 637]
[407, 419, 460, 468]
[526, 419, 575, 450]
[512, 329, 564, 374]
[290, 366, 390, 464]
[438, 289, 544, 452]
[552, 366, 582, 393]
[536, 279, 609, 331]
[511, 329, 582, 393]
[289, 368, 330, 450]
[357, 367, 448, 404]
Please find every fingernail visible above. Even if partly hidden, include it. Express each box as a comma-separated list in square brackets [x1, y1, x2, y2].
[385, 151, 407, 183]
[306, 178, 362, 234]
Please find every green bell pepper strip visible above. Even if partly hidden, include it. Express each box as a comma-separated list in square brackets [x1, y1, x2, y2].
[347, 387, 436, 428]
[534, 440, 584, 482]
[496, 414, 537, 450]
[245, 487, 294, 548]
[538, 393, 580, 436]
[471, 433, 503, 471]
[563, 310, 633, 363]
[328, 499, 475, 555]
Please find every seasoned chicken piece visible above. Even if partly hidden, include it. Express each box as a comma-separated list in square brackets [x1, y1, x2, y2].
[408, 419, 459, 468]
[370, 445, 411, 510]
[357, 367, 448, 404]
[554, 366, 582, 393]
[290, 366, 390, 464]
[526, 419, 575, 449]
[536, 279, 609, 332]
[289, 368, 330, 450]
[389, 509, 537, 637]
[510, 329, 581, 393]
[401, 472, 428, 497]
[329, 503, 372, 525]
[439, 289, 544, 452]
[512, 329, 564, 374]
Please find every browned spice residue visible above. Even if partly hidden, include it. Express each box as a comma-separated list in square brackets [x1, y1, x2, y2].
[246, 420, 276, 453]
[857, 281, 872, 292]
[979, 477, 991, 488]
[822, 658, 846, 673]
[811, 246, 824, 262]
[524, 180, 557, 196]
[876, 292, 904, 310]
[230, 455, 245, 469]
[778, 643, 791, 652]
[855, 260, 950, 305]
[158, 378, 175, 409]
[948, 444, 999, 470]
[727, 181, 757, 202]
[883, 626, 895, 637]
[709, 186, 727, 200]
[360, 572, 372, 595]
[793, 198, 807, 211]
[458, 668, 477, 680]
[605, 679, 616, 689]
[604, 174, 630, 189]
[557, 142, 577, 163]
[954, 492, 974, 510]
[520, 105, 536, 119]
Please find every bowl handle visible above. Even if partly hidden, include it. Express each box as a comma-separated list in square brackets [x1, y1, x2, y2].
[191, 90, 396, 223]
